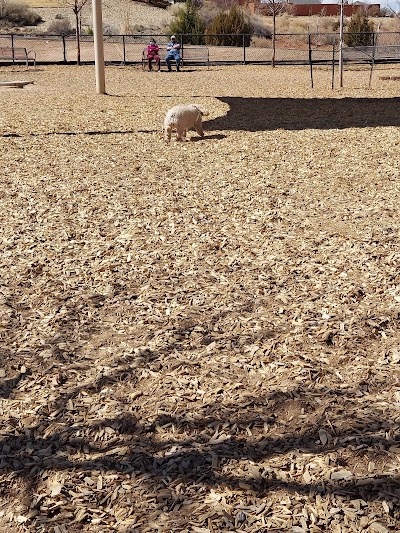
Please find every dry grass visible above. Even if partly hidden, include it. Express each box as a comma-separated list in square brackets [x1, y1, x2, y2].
[0, 63, 400, 533]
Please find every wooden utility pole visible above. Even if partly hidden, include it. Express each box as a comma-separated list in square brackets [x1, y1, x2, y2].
[92, 0, 106, 94]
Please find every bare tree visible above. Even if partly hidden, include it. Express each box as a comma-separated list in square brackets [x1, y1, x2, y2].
[75, 0, 90, 64]
[259, 0, 286, 67]
[62, 0, 91, 65]
[385, 2, 400, 17]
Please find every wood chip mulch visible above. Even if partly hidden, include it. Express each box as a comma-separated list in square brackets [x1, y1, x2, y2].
[0, 64, 399, 532]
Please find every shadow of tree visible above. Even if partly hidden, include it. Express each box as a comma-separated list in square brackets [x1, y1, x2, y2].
[1, 328, 399, 530]
[0, 399, 399, 500]
[205, 97, 400, 132]
[1, 274, 399, 529]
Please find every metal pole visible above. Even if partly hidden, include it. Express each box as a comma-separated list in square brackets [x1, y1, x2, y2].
[11, 33, 15, 64]
[122, 34, 126, 65]
[92, 0, 106, 94]
[369, 24, 380, 89]
[62, 33, 67, 63]
[308, 33, 313, 89]
[339, 0, 344, 88]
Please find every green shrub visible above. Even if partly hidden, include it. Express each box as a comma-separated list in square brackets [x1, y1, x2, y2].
[169, 0, 205, 44]
[0, 0, 42, 26]
[205, 5, 253, 47]
[345, 11, 374, 47]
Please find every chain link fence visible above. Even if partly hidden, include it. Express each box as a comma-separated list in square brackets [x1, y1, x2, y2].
[1, 32, 400, 66]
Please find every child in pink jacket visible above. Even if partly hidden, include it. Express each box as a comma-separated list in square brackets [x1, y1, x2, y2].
[147, 38, 160, 71]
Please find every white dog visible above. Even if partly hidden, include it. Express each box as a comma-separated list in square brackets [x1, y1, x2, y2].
[164, 104, 209, 142]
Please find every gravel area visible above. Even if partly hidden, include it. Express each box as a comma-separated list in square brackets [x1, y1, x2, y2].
[0, 63, 400, 532]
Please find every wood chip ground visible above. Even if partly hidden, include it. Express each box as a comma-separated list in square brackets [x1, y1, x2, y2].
[0, 64, 399, 532]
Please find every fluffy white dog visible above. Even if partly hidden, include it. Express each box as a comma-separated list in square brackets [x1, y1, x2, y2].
[164, 104, 209, 142]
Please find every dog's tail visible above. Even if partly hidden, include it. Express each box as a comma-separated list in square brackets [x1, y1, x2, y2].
[193, 104, 209, 116]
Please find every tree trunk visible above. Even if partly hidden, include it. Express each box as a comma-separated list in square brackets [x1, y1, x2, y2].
[75, 10, 81, 65]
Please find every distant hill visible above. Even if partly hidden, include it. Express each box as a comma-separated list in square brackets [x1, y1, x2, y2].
[18, 0, 173, 34]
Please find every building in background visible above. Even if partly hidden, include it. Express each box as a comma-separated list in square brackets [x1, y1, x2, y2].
[254, 0, 380, 16]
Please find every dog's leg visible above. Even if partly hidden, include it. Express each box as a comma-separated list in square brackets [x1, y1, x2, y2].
[194, 120, 204, 138]
[176, 127, 187, 141]
[165, 125, 172, 142]
[182, 129, 190, 141]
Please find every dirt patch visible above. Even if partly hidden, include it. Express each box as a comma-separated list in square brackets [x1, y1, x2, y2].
[0, 63, 399, 532]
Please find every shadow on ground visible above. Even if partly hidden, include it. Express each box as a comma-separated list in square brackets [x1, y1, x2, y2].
[205, 97, 400, 131]
[1, 273, 399, 529]
[0, 393, 399, 504]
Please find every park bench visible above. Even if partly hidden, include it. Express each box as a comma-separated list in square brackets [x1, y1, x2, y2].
[141, 45, 210, 70]
[342, 45, 400, 64]
[180, 45, 209, 67]
[342, 46, 374, 63]
[0, 47, 36, 68]
[374, 45, 400, 62]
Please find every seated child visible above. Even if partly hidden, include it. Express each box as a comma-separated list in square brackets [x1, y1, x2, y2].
[147, 38, 160, 71]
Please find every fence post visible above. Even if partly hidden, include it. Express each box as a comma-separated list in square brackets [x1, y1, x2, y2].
[308, 33, 313, 88]
[369, 28, 379, 89]
[122, 34, 126, 65]
[62, 33, 67, 63]
[180, 37, 184, 65]
[243, 33, 246, 64]
[11, 33, 15, 64]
